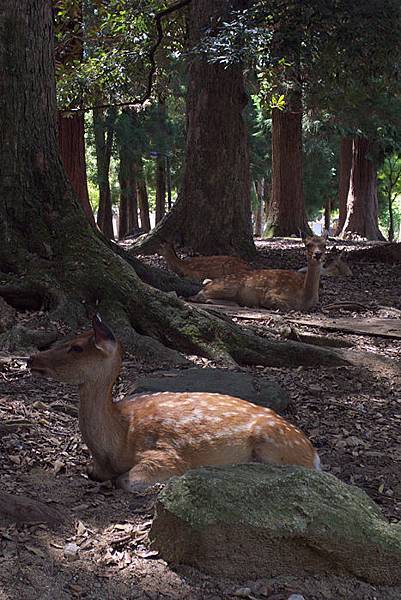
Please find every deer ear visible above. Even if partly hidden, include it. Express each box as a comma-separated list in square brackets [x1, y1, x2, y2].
[92, 314, 117, 353]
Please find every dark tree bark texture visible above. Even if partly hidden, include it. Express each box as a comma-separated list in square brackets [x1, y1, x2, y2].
[335, 137, 353, 236]
[137, 161, 151, 232]
[93, 107, 115, 239]
[339, 138, 385, 240]
[131, 0, 255, 258]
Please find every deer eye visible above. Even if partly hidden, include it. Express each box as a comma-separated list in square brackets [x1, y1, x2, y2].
[69, 345, 83, 353]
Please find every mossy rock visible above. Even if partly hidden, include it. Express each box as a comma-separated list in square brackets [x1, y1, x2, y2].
[151, 464, 401, 585]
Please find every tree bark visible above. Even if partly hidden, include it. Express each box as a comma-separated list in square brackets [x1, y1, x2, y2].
[55, 1, 93, 224]
[137, 161, 151, 232]
[324, 198, 331, 232]
[131, 0, 255, 258]
[265, 9, 308, 238]
[335, 137, 353, 236]
[254, 180, 264, 237]
[93, 107, 116, 239]
[118, 145, 130, 239]
[128, 170, 139, 232]
[155, 155, 166, 224]
[58, 114, 94, 224]
[0, 0, 361, 369]
[339, 138, 385, 240]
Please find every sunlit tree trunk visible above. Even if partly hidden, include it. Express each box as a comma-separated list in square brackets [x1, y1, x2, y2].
[335, 137, 352, 236]
[339, 138, 385, 240]
[93, 107, 116, 239]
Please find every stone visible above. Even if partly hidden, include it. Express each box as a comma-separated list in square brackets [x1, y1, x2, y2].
[132, 368, 289, 414]
[151, 464, 401, 585]
[63, 542, 79, 561]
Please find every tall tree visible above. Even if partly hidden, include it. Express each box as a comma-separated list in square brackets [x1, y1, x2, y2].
[335, 137, 353, 236]
[339, 137, 385, 240]
[133, 0, 255, 257]
[55, 0, 93, 223]
[1, 0, 311, 371]
[93, 106, 116, 239]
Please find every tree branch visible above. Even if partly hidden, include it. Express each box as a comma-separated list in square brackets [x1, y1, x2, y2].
[60, 0, 192, 114]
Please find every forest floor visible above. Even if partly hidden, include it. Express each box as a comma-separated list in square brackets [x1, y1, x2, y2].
[1, 239, 401, 600]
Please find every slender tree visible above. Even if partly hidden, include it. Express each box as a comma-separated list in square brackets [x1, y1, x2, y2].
[335, 137, 353, 236]
[55, 0, 93, 223]
[93, 106, 116, 239]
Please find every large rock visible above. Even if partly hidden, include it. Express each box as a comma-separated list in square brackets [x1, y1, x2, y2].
[151, 465, 401, 585]
[131, 368, 289, 413]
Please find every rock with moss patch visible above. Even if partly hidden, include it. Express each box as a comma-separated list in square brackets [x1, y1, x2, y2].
[132, 368, 289, 413]
[151, 464, 401, 585]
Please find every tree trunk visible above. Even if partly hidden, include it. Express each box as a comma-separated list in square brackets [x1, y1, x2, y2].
[0, 0, 360, 370]
[339, 138, 386, 240]
[128, 170, 139, 233]
[55, 0, 93, 225]
[118, 145, 130, 239]
[137, 161, 151, 232]
[93, 107, 115, 239]
[254, 180, 264, 237]
[335, 137, 353, 236]
[324, 198, 331, 232]
[388, 193, 394, 243]
[131, 0, 255, 258]
[155, 155, 166, 224]
[58, 114, 94, 224]
[265, 100, 308, 237]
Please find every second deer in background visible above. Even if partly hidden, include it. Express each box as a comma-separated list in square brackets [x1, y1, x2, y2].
[160, 243, 252, 281]
[190, 233, 328, 311]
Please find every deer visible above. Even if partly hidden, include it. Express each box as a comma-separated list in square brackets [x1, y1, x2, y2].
[298, 245, 352, 277]
[160, 242, 252, 281]
[28, 315, 320, 493]
[190, 232, 328, 311]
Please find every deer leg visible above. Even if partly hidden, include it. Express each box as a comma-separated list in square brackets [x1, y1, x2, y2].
[115, 449, 188, 493]
[86, 460, 115, 482]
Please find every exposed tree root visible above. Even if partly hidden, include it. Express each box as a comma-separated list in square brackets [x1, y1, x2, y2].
[0, 492, 62, 525]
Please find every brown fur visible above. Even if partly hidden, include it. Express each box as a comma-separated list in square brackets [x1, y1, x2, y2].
[191, 234, 328, 311]
[29, 317, 319, 493]
[160, 243, 252, 281]
[322, 247, 352, 276]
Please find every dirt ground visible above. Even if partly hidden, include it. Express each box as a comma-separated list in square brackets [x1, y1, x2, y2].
[1, 239, 401, 600]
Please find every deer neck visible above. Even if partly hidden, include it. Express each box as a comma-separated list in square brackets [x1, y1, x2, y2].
[79, 375, 128, 474]
[302, 260, 322, 309]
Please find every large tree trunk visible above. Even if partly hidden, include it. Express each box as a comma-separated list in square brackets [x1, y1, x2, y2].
[254, 180, 264, 237]
[339, 138, 385, 240]
[93, 107, 116, 239]
[0, 0, 364, 372]
[131, 0, 255, 258]
[335, 137, 353, 236]
[118, 145, 130, 239]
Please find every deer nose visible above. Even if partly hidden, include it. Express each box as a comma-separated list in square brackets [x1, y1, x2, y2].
[314, 252, 323, 260]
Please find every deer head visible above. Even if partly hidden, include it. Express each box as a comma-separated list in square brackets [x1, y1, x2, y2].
[301, 231, 328, 264]
[28, 315, 122, 385]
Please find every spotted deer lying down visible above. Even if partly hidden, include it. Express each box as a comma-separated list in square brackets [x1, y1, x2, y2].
[160, 242, 252, 281]
[190, 232, 328, 311]
[298, 245, 352, 277]
[28, 315, 320, 493]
